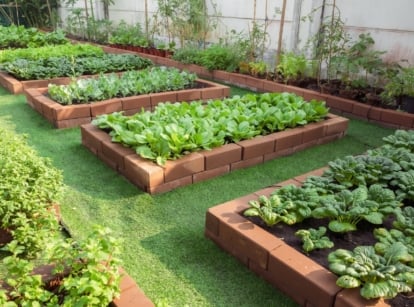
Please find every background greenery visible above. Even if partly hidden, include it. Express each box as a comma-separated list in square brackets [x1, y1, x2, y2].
[0, 85, 394, 306]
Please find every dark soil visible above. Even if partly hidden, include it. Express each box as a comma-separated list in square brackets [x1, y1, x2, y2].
[246, 215, 414, 307]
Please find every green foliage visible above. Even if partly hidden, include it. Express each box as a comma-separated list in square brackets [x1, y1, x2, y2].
[93, 92, 329, 165]
[172, 45, 203, 64]
[323, 155, 401, 188]
[328, 243, 414, 299]
[0, 25, 67, 49]
[392, 206, 414, 237]
[2, 53, 153, 80]
[0, 226, 122, 306]
[244, 185, 319, 227]
[374, 228, 414, 267]
[312, 184, 401, 233]
[108, 20, 146, 46]
[0, 128, 62, 257]
[48, 67, 197, 104]
[295, 226, 334, 253]
[199, 44, 243, 72]
[381, 67, 414, 100]
[382, 129, 414, 152]
[0, 43, 104, 64]
[276, 52, 309, 84]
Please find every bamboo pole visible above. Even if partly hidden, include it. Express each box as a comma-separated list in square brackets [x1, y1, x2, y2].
[275, 0, 287, 67]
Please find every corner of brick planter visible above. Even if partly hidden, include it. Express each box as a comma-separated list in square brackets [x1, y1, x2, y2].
[204, 172, 391, 307]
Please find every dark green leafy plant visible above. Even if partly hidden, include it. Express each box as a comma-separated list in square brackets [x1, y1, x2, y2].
[276, 52, 308, 84]
[2, 54, 153, 81]
[390, 170, 414, 201]
[323, 155, 401, 188]
[328, 243, 414, 299]
[295, 226, 334, 253]
[392, 206, 414, 237]
[382, 129, 414, 152]
[199, 44, 243, 72]
[244, 185, 320, 227]
[374, 228, 414, 267]
[312, 184, 401, 233]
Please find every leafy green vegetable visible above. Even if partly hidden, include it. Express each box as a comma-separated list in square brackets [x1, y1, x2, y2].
[295, 226, 334, 253]
[93, 93, 329, 165]
[328, 243, 414, 299]
[374, 228, 414, 267]
[244, 185, 319, 227]
[312, 184, 401, 233]
[383, 129, 414, 152]
[393, 206, 414, 237]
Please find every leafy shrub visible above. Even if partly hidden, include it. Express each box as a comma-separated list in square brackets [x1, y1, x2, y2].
[0, 128, 62, 257]
[199, 44, 243, 72]
[172, 46, 203, 65]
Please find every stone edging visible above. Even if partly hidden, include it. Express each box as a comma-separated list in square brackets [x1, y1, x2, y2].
[204, 167, 390, 307]
[80, 114, 349, 194]
[23, 79, 229, 129]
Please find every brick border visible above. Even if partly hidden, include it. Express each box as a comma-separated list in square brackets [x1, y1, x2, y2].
[23, 79, 230, 129]
[81, 114, 349, 194]
[128, 53, 414, 130]
[204, 168, 389, 307]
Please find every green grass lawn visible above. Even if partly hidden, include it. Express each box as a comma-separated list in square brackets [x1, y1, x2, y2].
[0, 87, 395, 307]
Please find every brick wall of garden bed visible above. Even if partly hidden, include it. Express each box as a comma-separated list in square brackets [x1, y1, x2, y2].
[126, 51, 414, 131]
[80, 114, 348, 194]
[23, 79, 230, 129]
[204, 168, 390, 307]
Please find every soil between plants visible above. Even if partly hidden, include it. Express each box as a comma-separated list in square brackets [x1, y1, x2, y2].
[246, 215, 414, 307]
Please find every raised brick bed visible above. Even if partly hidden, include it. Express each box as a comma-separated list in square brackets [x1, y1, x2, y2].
[23, 79, 230, 129]
[204, 168, 390, 307]
[81, 114, 349, 194]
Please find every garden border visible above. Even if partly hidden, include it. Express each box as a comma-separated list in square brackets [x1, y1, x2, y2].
[125, 50, 414, 130]
[204, 168, 390, 307]
[80, 114, 348, 194]
[23, 79, 230, 129]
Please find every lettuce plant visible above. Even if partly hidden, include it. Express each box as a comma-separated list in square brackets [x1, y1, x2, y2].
[328, 243, 414, 299]
[374, 228, 414, 267]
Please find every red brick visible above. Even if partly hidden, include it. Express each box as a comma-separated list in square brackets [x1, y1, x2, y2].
[164, 152, 204, 182]
[263, 147, 294, 161]
[55, 103, 91, 120]
[55, 117, 91, 129]
[21, 79, 50, 90]
[380, 108, 414, 128]
[334, 288, 387, 307]
[274, 129, 303, 151]
[123, 155, 164, 190]
[201, 87, 224, 100]
[301, 122, 326, 143]
[176, 88, 201, 102]
[367, 106, 382, 121]
[324, 116, 349, 136]
[231, 156, 263, 170]
[148, 175, 193, 194]
[101, 140, 136, 171]
[284, 84, 304, 96]
[326, 95, 355, 113]
[237, 134, 276, 160]
[80, 124, 110, 155]
[121, 95, 151, 111]
[150, 92, 177, 109]
[352, 102, 371, 119]
[0, 71, 23, 94]
[213, 70, 230, 82]
[244, 75, 264, 91]
[193, 165, 230, 183]
[203, 143, 242, 170]
[91, 98, 123, 116]
[262, 80, 286, 93]
[267, 244, 340, 307]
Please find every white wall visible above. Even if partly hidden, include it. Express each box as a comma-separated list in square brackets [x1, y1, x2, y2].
[58, 0, 414, 65]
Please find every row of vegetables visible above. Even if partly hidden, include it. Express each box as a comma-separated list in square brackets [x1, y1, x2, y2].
[244, 129, 414, 300]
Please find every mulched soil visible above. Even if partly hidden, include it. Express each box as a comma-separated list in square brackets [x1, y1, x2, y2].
[246, 215, 414, 307]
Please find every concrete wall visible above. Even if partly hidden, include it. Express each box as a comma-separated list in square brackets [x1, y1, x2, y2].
[58, 0, 414, 65]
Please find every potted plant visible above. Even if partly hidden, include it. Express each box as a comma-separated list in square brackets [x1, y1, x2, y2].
[381, 67, 414, 113]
